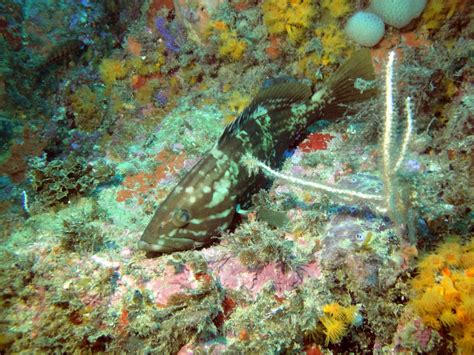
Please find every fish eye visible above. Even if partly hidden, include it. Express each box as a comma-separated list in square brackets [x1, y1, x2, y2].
[171, 208, 191, 227]
[356, 233, 365, 241]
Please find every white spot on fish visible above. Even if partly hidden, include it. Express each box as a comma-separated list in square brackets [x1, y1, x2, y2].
[190, 207, 233, 225]
[251, 105, 268, 119]
[187, 230, 208, 237]
[206, 178, 231, 208]
[311, 88, 327, 103]
[168, 229, 177, 237]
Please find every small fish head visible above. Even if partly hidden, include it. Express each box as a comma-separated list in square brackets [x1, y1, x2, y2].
[139, 157, 237, 253]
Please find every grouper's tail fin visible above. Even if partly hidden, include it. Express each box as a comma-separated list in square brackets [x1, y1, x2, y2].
[316, 48, 377, 121]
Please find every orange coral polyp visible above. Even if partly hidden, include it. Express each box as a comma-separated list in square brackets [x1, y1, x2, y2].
[410, 240, 474, 353]
[461, 252, 474, 269]
[456, 308, 468, 323]
[318, 303, 360, 345]
[456, 333, 474, 354]
[342, 305, 359, 324]
[440, 309, 459, 327]
[441, 267, 451, 277]
[322, 303, 343, 318]
[438, 243, 462, 266]
[420, 287, 446, 314]
[411, 270, 435, 291]
[99, 58, 128, 86]
[440, 277, 461, 304]
[320, 316, 346, 345]
[217, 31, 247, 61]
[321, 0, 352, 18]
[212, 21, 228, 31]
[460, 296, 474, 319]
[418, 254, 445, 272]
[465, 267, 474, 277]
[421, 314, 441, 330]
[262, 0, 316, 41]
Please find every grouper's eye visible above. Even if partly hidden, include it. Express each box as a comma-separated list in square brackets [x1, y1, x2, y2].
[171, 208, 191, 227]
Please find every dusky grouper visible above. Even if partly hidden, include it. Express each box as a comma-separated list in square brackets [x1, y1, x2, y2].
[139, 49, 377, 253]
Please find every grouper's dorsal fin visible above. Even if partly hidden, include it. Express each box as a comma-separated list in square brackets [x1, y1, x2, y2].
[252, 81, 312, 107]
[218, 82, 312, 145]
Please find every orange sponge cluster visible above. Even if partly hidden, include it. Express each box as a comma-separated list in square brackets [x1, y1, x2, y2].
[410, 240, 474, 352]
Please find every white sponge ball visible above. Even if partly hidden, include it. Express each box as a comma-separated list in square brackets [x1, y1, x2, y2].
[345, 11, 385, 47]
[369, 0, 427, 29]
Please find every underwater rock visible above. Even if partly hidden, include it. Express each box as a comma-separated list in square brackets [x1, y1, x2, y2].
[144, 264, 200, 306]
[320, 213, 393, 289]
[393, 316, 443, 353]
[137, 245, 322, 306]
[202, 247, 321, 299]
[178, 339, 227, 354]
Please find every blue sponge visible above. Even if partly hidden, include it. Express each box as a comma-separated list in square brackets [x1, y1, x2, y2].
[345, 11, 385, 47]
[369, 0, 427, 29]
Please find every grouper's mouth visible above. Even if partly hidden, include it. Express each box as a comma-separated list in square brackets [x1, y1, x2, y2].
[138, 237, 207, 254]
